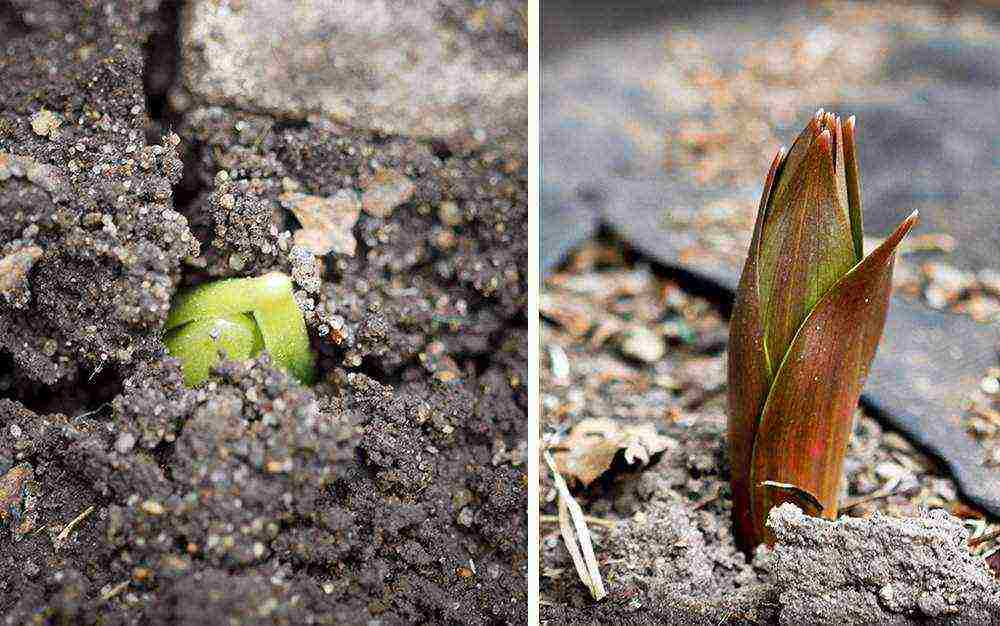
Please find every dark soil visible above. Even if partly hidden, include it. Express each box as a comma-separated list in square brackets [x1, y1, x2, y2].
[0, 2, 526, 624]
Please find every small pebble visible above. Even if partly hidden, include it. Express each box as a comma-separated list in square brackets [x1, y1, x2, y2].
[439, 200, 462, 226]
[228, 254, 246, 271]
[115, 432, 137, 454]
[619, 327, 665, 364]
[981, 376, 999, 395]
[457, 507, 475, 527]
[30, 109, 61, 138]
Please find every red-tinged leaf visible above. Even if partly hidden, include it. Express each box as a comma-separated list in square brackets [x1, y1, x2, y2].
[987, 551, 1000, 578]
[769, 109, 823, 205]
[727, 147, 784, 552]
[843, 115, 864, 259]
[748, 211, 919, 545]
[830, 115, 853, 258]
[758, 125, 857, 370]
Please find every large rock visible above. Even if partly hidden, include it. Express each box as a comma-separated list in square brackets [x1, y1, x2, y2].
[181, 0, 527, 144]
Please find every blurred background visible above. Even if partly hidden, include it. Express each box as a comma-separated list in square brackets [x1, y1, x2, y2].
[542, 0, 999, 276]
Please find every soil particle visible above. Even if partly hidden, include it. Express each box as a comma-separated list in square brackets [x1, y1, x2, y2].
[0, 244, 43, 308]
[618, 326, 665, 364]
[0, 462, 38, 540]
[209, 182, 284, 267]
[29, 109, 62, 139]
[362, 169, 416, 219]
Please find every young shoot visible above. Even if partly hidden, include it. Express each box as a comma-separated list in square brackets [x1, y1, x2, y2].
[164, 272, 316, 386]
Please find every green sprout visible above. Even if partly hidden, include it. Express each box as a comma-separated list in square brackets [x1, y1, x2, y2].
[164, 272, 317, 386]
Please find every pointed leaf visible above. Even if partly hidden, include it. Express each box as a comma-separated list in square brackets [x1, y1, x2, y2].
[829, 115, 854, 261]
[727, 147, 785, 551]
[758, 127, 856, 368]
[843, 115, 864, 260]
[749, 211, 919, 544]
[769, 109, 823, 206]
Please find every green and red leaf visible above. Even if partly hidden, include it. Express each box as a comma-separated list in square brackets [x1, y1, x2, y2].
[727, 147, 785, 551]
[748, 211, 918, 544]
[757, 122, 857, 368]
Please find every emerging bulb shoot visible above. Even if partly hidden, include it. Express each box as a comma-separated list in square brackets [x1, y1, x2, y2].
[164, 272, 317, 386]
[727, 110, 917, 551]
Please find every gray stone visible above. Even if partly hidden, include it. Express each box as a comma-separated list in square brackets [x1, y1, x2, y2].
[181, 0, 526, 143]
[619, 327, 665, 364]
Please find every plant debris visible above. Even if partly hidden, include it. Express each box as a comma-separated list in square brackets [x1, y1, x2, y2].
[0, 462, 38, 541]
[544, 450, 607, 601]
[280, 189, 361, 257]
[550, 418, 672, 486]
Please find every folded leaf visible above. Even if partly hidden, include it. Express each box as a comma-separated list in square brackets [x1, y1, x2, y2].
[758, 122, 857, 368]
[163, 314, 263, 386]
[842, 115, 864, 259]
[727, 147, 784, 550]
[749, 211, 918, 543]
[165, 272, 316, 385]
[166, 272, 293, 330]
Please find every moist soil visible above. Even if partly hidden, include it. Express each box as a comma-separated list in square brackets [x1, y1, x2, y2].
[0, 2, 526, 624]
[539, 238, 1000, 625]
[541, 0, 1000, 516]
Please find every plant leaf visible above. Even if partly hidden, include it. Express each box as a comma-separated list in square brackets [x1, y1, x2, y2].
[759, 480, 823, 518]
[163, 314, 263, 386]
[165, 273, 292, 330]
[843, 116, 864, 260]
[165, 273, 316, 385]
[749, 211, 918, 545]
[727, 147, 785, 551]
[758, 127, 857, 369]
[253, 294, 317, 385]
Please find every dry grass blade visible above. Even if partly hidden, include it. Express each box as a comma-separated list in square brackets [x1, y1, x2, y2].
[969, 528, 1000, 548]
[540, 514, 619, 529]
[101, 580, 129, 602]
[544, 449, 607, 601]
[54, 504, 95, 550]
